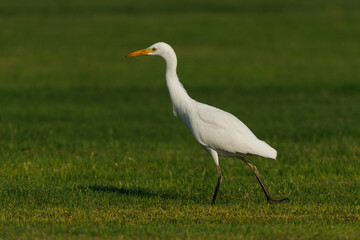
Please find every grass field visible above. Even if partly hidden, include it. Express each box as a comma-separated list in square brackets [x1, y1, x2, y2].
[1, 0, 360, 239]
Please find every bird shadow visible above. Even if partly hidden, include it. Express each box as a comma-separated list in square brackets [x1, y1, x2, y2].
[86, 184, 181, 201]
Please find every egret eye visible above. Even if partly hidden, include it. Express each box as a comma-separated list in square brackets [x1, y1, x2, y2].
[152, 47, 157, 51]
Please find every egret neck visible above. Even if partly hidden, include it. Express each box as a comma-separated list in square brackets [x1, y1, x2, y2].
[162, 48, 193, 118]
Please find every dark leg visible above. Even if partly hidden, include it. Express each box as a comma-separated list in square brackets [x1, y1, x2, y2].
[211, 169, 222, 205]
[242, 158, 288, 204]
[209, 149, 222, 205]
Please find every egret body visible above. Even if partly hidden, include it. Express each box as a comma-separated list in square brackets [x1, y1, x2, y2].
[126, 42, 288, 204]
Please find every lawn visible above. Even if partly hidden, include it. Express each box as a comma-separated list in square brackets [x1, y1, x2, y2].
[0, 0, 360, 239]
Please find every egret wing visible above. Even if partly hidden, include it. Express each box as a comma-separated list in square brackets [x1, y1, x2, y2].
[191, 102, 276, 158]
[196, 102, 257, 139]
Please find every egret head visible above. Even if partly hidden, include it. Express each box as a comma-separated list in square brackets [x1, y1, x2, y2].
[126, 42, 175, 59]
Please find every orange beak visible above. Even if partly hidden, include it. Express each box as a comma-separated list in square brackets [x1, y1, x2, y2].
[126, 48, 153, 57]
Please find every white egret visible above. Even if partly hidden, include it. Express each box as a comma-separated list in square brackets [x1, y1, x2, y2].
[126, 42, 288, 204]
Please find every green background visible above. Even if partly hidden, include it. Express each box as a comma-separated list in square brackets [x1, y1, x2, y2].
[1, 0, 359, 239]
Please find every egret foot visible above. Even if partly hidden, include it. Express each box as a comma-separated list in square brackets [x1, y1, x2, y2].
[267, 197, 289, 204]
[241, 158, 288, 204]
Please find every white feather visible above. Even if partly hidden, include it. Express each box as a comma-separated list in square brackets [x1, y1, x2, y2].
[126, 42, 288, 204]
[147, 42, 277, 160]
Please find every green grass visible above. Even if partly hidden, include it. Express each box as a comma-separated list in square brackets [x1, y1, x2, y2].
[1, 0, 360, 239]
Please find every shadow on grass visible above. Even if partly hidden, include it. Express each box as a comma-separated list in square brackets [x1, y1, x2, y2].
[87, 185, 181, 200]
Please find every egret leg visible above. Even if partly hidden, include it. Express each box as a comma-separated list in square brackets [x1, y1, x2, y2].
[209, 149, 222, 205]
[241, 158, 288, 204]
[212, 165, 222, 205]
